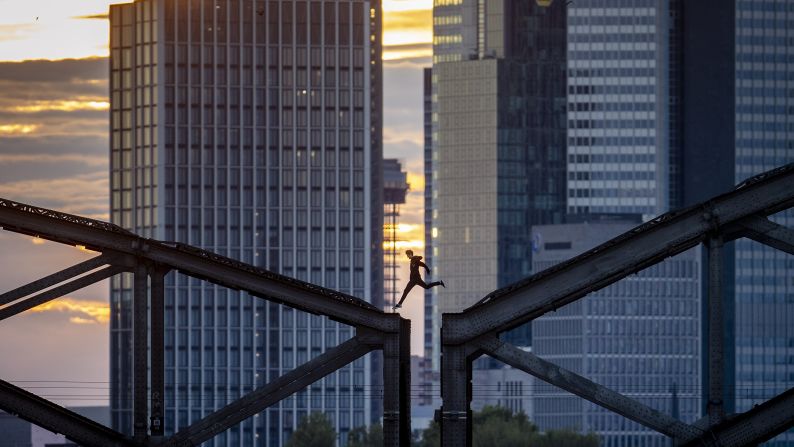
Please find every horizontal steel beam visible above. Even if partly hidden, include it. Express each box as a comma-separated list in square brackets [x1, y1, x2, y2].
[445, 163, 794, 343]
[740, 215, 794, 256]
[0, 200, 396, 333]
[0, 253, 115, 306]
[476, 336, 702, 442]
[0, 379, 136, 447]
[0, 265, 126, 321]
[681, 387, 794, 447]
[159, 335, 375, 447]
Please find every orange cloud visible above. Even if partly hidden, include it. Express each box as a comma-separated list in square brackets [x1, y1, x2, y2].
[29, 297, 109, 324]
[0, 124, 39, 135]
[11, 98, 109, 113]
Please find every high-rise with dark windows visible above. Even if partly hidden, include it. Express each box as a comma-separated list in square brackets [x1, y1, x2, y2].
[108, 0, 383, 445]
[430, 0, 567, 348]
[683, 1, 794, 444]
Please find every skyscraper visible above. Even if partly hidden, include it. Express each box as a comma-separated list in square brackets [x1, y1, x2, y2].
[430, 0, 567, 340]
[566, 0, 680, 218]
[563, 0, 794, 443]
[683, 1, 794, 443]
[108, 0, 383, 445]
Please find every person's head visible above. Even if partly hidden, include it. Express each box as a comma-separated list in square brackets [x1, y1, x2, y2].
[405, 250, 413, 258]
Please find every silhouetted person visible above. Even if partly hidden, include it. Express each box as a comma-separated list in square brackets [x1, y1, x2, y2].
[393, 250, 444, 310]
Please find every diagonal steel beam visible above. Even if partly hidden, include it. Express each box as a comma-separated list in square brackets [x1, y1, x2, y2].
[739, 215, 794, 256]
[0, 379, 137, 447]
[0, 265, 126, 321]
[159, 335, 375, 447]
[0, 200, 395, 333]
[476, 336, 702, 442]
[680, 387, 794, 447]
[445, 162, 794, 344]
[0, 253, 116, 306]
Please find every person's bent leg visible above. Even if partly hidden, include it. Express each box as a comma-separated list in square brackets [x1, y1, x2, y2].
[427, 281, 443, 288]
[395, 281, 416, 307]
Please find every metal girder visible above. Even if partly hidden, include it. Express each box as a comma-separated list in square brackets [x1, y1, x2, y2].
[383, 319, 412, 446]
[681, 387, 794, 447]
[0, 253, 116, 306]
[444, 162, 794, 344]
[133, 263, 148, 441]
[739, 215, 794, 256]
[475, 336, 702, 442]
[150, 267, 167, 439]
[706, 236, 725, 425]
[0, 379, 137, 447]
[440, 343, 477, 447]
[0, 265, 125, 321]
[0, 199, 395, 333]
[158, 335, 375, 447]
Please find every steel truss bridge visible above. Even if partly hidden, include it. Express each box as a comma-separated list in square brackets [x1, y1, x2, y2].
[0, 163, 793, 447]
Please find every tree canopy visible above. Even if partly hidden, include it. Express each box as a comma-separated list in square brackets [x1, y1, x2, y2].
[286, 412, 336, 447]
[416, 405, 599, 447]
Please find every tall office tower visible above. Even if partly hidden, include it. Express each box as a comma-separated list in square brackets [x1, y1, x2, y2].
[108, 1, 383, 445]
[422, 68, 436, 367]
[683, 1, 794, 443]
[566, 0, 681, 218]
[531, 219, 702, 447]
[419, 67, 441, 407]
[430, 0, 567, 338]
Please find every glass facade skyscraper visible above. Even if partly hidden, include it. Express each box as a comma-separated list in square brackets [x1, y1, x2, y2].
[108, 0, 383, 445]
[683, 1, 794, 444]
[566, 0, 794, 444]
[566, 0, 678, 218]
[531, 220, 702, 447]
[430, 0, 567, 334]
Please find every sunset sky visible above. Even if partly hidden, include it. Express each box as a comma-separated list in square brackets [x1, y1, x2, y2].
[0, 0, 432, 406]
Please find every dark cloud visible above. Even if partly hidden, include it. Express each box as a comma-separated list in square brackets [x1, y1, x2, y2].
[0, 134, 107, 156]
[385, 42, 432, 53]
[383, 61, 429, 149]
[0, 58, 109, 219]
[0, 57, 107, 83]
[74, 13, 110, 20]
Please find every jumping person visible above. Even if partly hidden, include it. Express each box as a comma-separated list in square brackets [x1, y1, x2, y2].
[393, 249, 444, 310]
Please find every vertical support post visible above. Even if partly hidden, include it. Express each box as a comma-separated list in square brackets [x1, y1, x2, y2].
[399, 318, 411, 444]
[383, 319, 411, 446]
[707, 236, 725, 425]
[150, 267, 166, 438]
[441, 344, 472, 447]
[133, 262, 149, 441]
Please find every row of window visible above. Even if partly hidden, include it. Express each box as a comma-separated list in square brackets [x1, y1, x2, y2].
[569, 83, 656, 95]
[568, 136, 657, 147]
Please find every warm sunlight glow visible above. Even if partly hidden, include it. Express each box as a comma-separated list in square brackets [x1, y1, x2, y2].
[0, 1, 130, 61]
[30, 297, 110, 324]
[12, 99, 110, 113]
[384, 45, 432, 61]
[0, 124, 39, 135]
[30, 237, 46, 245]
[0, 0, 432, 62]
[383, 0, 432, 13]
[383, 239, 425, 250]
